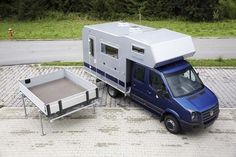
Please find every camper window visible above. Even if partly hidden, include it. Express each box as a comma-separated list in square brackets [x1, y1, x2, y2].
[101, 43, 118, 59]
[132, 45, 144, 54]
[89, 38, 94, 56]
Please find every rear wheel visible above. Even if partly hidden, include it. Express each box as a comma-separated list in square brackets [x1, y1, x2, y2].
[107, 85, 119, 98]
[164, 115, 181, 134]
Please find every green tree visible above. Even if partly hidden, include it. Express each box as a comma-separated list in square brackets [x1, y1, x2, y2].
[91, 0, 113, 19]
[69, 0, 92, 13]
[0, 0, 229, 21]
[0, 0, 16, 19]
[220, 0, 236, 19]
[17, 0, 48, 20]
[183, 0, 220, 21]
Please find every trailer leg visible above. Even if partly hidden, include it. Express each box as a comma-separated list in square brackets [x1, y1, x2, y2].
[22, 94, 28, 118]
[93, 104, 96, 114]
[39, 112, 46, 136]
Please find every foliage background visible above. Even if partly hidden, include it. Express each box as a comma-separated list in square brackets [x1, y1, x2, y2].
[0, 0, 235, 21]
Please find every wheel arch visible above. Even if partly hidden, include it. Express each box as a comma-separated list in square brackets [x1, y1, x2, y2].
[160, 108, 181, 122]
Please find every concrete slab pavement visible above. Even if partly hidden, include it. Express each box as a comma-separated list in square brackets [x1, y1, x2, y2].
[0, 65, 235, 157]
[0, 65, 236, 108]
[0, 107, 235, 157]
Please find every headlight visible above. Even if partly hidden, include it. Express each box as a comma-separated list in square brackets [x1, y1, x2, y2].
[190, 111, 199, 122]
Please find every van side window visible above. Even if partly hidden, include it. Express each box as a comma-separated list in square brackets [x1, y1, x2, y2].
[101, 43, 118, 59]
[89, 38, 94, 56]
[150, 71, 163, 90]
[134, 65, 145, 82]
[132, 45, 144, 54]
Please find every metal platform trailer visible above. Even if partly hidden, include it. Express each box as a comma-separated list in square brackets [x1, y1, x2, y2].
[19, 69, 99, 135]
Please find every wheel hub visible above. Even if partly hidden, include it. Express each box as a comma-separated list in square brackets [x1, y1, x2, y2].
[108, 87, 115, 96]
[166, 119, 176, 131]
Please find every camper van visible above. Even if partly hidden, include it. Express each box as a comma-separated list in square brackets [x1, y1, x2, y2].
[83, 22, 219, 134]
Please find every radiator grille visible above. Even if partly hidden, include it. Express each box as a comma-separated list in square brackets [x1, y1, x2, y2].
[202, 105, 219, 124]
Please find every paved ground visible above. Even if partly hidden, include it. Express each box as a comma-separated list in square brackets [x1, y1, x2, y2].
[193, 38, 236, 59]
[0, 39, 236, 65]
[0, 107, 235, 157]
[0, 65, 236, 108]
[0, 65, 236, 156]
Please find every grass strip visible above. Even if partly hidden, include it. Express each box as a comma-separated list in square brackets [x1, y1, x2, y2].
[1, 19, 236, 40]
[41, 59, 236, 67]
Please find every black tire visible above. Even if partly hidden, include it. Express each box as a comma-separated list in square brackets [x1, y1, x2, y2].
[164, 115, 181, 134]
[107, 85, 119, 98]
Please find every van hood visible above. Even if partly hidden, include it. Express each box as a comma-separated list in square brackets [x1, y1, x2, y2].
[174, 87, 218, 112]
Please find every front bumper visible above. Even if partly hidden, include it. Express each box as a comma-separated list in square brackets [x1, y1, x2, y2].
[180, 112, 219, 131]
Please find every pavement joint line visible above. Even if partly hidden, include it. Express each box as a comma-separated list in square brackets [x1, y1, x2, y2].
[219, 108, 236, 110]
[195, 66, 236, 69]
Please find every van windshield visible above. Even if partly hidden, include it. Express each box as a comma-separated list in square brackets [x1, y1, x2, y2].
[165, 68, 204, 97]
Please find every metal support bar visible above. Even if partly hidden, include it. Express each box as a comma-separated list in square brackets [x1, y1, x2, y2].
[93, 104, 96, 114]
[22, 94, 28, 118]
[39, 111, 46, 136]
[49, 102, 97, 123]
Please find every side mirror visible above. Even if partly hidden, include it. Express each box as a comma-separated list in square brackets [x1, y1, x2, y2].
[156, 88, 162, 96]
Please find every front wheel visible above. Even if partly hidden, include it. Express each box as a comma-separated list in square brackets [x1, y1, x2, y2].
[164, 115, 181, 134]
[107, 85, 119, 98]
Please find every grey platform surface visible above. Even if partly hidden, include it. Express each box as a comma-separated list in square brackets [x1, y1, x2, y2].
[29, 78, 86, 104]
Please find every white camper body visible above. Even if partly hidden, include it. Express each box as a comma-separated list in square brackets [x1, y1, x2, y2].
[83, 22, 195, 94]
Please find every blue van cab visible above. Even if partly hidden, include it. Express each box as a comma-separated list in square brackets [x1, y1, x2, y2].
[130, 60, 219, 134]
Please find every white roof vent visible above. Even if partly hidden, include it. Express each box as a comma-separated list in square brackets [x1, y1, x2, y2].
[129, 25, 142, 32]
[118, 22, 130, 27]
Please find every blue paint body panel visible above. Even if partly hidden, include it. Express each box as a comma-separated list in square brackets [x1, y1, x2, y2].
[97, 68, 105, 76]
[106, 73, 118, 83]
[130, 60, 219, 131]
[84, 62, 124, 87]
[156, 60, 190, 75]
[119, 80, 125, 87]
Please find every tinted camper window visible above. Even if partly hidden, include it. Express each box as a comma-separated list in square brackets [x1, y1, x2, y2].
[89, 38, 94, 56]
[101, 43, 118, 59]
[132, 45, 144, 54]
[134, 65, 145, 82]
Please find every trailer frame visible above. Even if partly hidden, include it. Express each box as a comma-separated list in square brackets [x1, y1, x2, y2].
[19, 69, 99, 135]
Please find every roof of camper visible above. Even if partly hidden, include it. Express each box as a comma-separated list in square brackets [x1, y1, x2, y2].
[85, 22, 191, 45]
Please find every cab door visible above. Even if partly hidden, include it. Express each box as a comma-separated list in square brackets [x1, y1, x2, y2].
[131, 63, 148, 102]
[146, 70, 172, 114]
